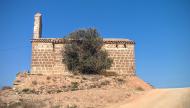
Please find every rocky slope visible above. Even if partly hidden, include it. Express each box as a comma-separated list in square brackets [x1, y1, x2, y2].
[0, 73, 152, 108]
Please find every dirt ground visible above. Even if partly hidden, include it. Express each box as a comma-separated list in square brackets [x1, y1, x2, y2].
[107, 88, 190, 108]
[0, 75, 152, 108]
[0, 87, 149, 108]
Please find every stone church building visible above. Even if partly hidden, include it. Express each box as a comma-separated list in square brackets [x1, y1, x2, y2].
[31, 13, 136, 75]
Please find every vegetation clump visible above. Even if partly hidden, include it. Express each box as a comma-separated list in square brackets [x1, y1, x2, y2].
[1, 86, 12, 90]
[32, 80, 37, 85]
[136, 86, 144, 91]
[71, 82, 79, 91]
[63, 28, 113, 74]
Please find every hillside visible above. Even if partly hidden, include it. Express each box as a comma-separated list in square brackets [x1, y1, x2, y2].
[0, 73, 152, 108]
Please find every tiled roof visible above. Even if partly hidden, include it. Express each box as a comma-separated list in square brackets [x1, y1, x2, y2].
[31, 38, 135, 44]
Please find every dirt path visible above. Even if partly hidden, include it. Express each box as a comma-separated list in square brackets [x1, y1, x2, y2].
[108, 88, 190, 108]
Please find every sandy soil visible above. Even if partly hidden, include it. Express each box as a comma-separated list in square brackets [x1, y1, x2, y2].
[107, 88, 190, 108]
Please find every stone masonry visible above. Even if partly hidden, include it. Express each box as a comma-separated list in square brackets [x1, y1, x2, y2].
[31, 13, 136, 75]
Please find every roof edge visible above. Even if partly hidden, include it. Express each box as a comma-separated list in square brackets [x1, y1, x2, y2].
[31, 38, 135, 44]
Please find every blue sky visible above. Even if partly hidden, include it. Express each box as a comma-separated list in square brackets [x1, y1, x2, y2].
[0, 0, 190, 88]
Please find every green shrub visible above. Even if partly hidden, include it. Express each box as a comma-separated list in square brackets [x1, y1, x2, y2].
[71, 82, 79, 91]
[63, 28, 113, 74]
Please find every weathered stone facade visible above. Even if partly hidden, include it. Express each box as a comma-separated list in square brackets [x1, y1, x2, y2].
[31, 13, 136, 75]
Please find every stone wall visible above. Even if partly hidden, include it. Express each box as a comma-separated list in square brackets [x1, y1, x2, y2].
[31, 38, 135, 75]
[103, 42, 135, 75]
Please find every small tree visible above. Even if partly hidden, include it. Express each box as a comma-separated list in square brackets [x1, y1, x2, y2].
[63, 28, 113, 74]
